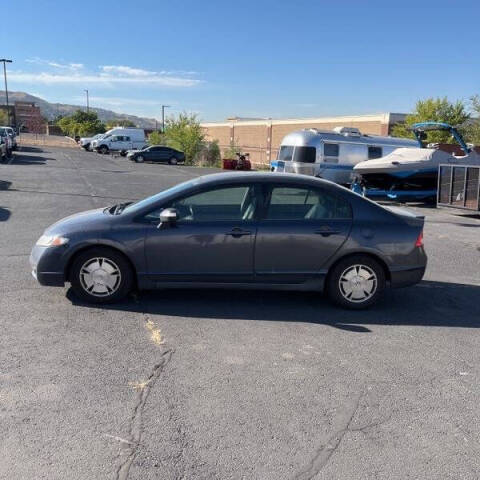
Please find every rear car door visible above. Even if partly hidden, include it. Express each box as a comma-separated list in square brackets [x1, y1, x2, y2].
[146, 146, 161, 161]
[254, 184, 352, 283]
[143, 183, 260, 283]
[149, 147, 168, 162]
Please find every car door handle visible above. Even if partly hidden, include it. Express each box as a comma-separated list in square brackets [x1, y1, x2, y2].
[314, 229, 341, 237]
[225, 228, 251, 237]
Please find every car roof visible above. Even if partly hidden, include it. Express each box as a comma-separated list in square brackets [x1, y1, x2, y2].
[193, 171, 338, 188]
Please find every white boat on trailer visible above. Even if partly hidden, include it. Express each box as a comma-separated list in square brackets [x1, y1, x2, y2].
[353, 122, 480, 201]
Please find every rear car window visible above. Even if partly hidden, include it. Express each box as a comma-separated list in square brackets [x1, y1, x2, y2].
[266, 186, 352, 220]
[293, 146, 316, 163]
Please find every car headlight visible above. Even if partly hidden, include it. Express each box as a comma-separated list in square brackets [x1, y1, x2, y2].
[36, 234, 69, 247]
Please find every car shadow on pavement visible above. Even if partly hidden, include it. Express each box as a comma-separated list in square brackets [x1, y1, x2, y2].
[67, 280, 480, 333]
[18, 146, 43, 153]
[0, 206, 11, 221]
[0, 180, 12, 190]
[10, 154, 52, 165]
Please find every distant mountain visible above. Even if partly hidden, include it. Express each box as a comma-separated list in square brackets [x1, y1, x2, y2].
[0, 91, 158, 129]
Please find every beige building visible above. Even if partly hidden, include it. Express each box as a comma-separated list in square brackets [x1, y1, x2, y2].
[202, 113, 407, 167]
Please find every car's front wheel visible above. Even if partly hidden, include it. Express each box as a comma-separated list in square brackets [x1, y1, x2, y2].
[135, 155, 144, 163]
[98, 145, 109, 154]
[326, 255, 385, 309]
[69, 247, 133, 304]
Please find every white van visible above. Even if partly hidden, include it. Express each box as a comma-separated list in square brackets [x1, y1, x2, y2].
[92, 128, 146, 154]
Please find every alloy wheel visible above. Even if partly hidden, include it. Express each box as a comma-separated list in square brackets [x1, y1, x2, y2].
[79, 257, 122, 297]
[338, 264, 377, 303]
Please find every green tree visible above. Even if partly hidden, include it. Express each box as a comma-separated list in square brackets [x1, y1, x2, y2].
[164, 113, 205, 165]
[0, 109, 9, 125]
[148, 130, 166, 146]
[463, 95, 480, 146]
[206, 140, 221, 166]
[223, 138, 240, 159]
[56, 110, 105, 137]
[105, 119, 136, 129]
[197, 140, 222, 167]
[391, 97, 470, 144]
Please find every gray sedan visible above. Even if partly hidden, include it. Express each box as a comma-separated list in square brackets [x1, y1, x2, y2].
[30, 172, 427, 309]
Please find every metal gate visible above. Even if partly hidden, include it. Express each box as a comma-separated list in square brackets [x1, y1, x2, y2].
[437, 164, 480, 211]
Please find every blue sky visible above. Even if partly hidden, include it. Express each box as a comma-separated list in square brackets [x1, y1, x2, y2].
[2, 0, 479, 121]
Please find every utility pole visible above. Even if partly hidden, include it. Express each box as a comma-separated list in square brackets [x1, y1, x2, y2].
[161, 105, 170, 133]
[84, 89, 89, 113]
[0, 59, 13, 126]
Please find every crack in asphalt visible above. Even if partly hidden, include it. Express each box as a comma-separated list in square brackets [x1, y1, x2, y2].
[293, 392, 394, 480]
[115, 349, 173, 480]
[293, 394, 363, 480]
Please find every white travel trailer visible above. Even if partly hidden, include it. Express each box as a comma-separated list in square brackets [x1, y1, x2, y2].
[91, 127, 146, 154]
[272, 126, 418, 185]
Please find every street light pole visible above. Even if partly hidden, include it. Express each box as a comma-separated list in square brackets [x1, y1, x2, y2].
[0, 59, 13, 126]
[84, 89, 89, 113]
[161, 105, 170, 133]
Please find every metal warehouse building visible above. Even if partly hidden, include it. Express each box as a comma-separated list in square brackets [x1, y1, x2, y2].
[202, 113, 408, 168]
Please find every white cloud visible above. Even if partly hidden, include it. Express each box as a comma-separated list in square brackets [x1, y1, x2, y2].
[10, 70, 201, 88]
[101, 65, 154, 77]
[26, 57, 84, 70]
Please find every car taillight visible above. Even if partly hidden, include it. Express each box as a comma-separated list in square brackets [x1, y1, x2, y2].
[415, 231, 423, 247]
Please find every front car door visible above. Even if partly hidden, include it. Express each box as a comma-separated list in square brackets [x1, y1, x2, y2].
[143, 183, 260, 283]
[254, 184, 352, 283]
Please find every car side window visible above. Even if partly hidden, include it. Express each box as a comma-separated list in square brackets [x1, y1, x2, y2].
[265, 186, 351, 220]
[144, 185, 257, 223]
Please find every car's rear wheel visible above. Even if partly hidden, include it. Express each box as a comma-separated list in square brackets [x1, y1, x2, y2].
[135, 155, 144, 163]
[70, 247, 133, 304]
[326, 255, 385, 309]
[168, 157, 178, 165]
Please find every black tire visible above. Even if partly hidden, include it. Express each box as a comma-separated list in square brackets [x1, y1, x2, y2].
[120, 150, 127, 157]
[168, 156, 178, 165]
[69, 247, 134, 304]
[135, 155, 144, 163]
[326, 255, 386, 309]
[99, 145, 109, 155]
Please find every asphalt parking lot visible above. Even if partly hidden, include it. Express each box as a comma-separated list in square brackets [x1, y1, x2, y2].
[1, 145, 479, 480]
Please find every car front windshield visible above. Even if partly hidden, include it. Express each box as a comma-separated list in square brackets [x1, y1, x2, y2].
[122, 178, 200, 215]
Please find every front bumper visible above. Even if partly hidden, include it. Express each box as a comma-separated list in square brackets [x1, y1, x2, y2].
[30, 245, 66, 287]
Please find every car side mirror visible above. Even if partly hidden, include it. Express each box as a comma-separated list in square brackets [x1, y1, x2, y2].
[158, 208, 178, 228]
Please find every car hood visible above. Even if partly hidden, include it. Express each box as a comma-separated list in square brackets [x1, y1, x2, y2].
[45, 208, 112, 235]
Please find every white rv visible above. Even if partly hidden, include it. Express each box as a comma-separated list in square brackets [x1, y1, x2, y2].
[91, 128, 146, 154]
[272, 126, 418, 185]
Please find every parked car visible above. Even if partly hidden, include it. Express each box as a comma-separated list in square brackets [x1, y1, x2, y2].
[79, 133, 104, 151]
[0, 135, 7, 161]
[30, 172, 427, 308]
[127, 145, 185, 164]
[92, 127, 145, 154]
[0, 128, 13, 157]
[0, 127, 16, 152]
